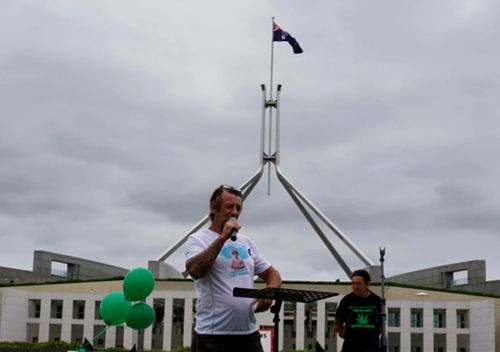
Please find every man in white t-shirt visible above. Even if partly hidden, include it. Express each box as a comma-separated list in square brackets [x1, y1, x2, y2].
[186, 185, 282, 352]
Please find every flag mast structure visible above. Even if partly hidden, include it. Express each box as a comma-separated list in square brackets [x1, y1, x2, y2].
[156, 19, 374, 278]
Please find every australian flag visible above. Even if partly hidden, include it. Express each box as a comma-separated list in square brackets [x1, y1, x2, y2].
[273, 22, 303, 54]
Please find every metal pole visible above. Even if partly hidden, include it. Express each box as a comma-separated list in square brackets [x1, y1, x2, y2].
[267, 17, 275, 195]
[275, 84, 282, 166]
[260, 84, 266, 166]
[276, 168, 353, 277]
[270, 299, 282, 352]
[270, 17, 275, 101]
[379, 247, 387, 352]
[276, 165, 374, 267]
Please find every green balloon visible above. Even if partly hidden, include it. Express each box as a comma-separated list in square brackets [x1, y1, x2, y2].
[126, 302, 155, 330]
[123, 268, 155, 301]
[99, 291, 132, 326]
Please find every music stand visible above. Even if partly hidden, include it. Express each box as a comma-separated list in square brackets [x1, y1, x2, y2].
[234, 287, 338, 352]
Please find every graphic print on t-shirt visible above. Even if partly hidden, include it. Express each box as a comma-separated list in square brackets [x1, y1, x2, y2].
[220, 245, 250, 277]
[349, 305, 376, 329]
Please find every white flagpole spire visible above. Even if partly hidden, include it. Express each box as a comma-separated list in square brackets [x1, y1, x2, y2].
[267, 16, 276, 195]
[270, 16, 275, 101]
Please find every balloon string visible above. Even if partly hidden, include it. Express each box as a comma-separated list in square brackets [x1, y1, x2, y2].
[93, 325, 110, 341]
[76, 326, 111, 352]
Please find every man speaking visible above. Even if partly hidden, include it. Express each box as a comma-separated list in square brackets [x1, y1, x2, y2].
[186, 185, 282, 352]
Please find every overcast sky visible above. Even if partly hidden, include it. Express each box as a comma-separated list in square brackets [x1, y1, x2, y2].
[1, 0, 499, 283]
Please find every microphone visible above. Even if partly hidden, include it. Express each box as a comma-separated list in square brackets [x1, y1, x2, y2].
[230, 227, 238, 241]
[226, 216, 239, 241]
[226, 217, 239, 241]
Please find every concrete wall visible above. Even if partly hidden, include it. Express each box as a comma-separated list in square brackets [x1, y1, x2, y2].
[147, 260, 183, 279]
[33, 251, 128, 280]
[0, 267, 47, 285]
[0, 289, 28, 341]
[387, 260, 500, 296]
[1, 251, 130, 286]
[389, 260, 487, 288]
[457, 279, 500, 295]
[470, 300, 496, 351]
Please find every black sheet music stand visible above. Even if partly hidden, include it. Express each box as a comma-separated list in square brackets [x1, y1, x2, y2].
[234, 287, 338, 352]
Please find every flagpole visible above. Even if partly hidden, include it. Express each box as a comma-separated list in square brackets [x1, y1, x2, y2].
[270, 16, 275, 101]
[267, 16, 275, 195]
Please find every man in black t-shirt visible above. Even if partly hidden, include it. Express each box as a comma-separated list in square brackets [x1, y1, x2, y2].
[334, 269, 382, 352]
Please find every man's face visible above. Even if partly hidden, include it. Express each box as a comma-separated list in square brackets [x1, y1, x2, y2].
[351, 275, 370, 297]
[212, 190, 243, 227]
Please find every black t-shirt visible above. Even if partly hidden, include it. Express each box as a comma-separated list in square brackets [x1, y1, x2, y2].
[335, 291, 382, 352]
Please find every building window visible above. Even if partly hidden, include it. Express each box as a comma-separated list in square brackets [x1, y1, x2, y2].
[115, 326, 124, 347]
[71, 324, 84, 344]
[51, 261, 69, 277]
[304, 302, 317, 345]
[171, 298, 185, 351]
[94, 301, 101, 320]
[27, 323, 39, 343]
[410, 308, 423, 328]
[152, 298, 165, 350]
[457, 333, 469, 352]
[388, 332, 400, 352]
[456, 309, 469, 329]
[283, 301, 297, 351]
[49, 324, 61, 342]
[433, 309, 446, 328]
[73, 300, 85, 319]
[449, 270, 468, 287]
[94, 325, 106, 348]
[434, 333, 446, 352]
[324, 302, 336, 339]
[28, 299, 41, 318]
[388, 308, 400, 327]
[411, 333, 423, 352]
[50, 300, 63, 319]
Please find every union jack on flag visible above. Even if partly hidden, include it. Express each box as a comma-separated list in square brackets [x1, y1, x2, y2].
[273, 22, 303, 54]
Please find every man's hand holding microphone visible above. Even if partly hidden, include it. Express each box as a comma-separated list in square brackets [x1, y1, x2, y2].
[223, 216, 240, 241]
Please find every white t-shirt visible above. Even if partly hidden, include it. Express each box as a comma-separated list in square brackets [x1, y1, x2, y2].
[186, 228, 271, 335]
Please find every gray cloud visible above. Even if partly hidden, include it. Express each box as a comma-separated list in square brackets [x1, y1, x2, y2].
[1, 0, 499, 282]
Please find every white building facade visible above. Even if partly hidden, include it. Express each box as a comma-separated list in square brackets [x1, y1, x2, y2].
[0, 280, 498, 352]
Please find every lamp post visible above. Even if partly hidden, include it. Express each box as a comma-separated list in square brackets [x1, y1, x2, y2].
[379, 247, 387, 352]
